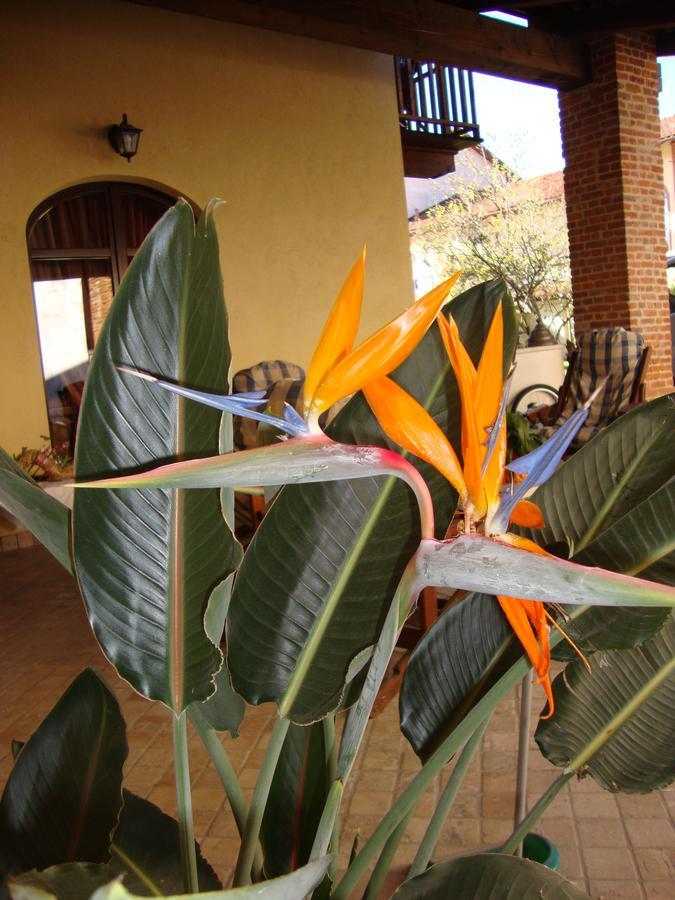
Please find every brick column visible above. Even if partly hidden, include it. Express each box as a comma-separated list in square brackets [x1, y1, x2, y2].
[559, 31, 672, 396]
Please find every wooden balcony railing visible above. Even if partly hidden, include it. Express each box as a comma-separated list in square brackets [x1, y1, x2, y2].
[395, 58, 481, 177]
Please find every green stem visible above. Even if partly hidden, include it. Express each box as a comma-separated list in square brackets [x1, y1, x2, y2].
[500, 773, 572, 855]
[322, 716, 339, 884]
[363, 810, 413, 900]
[310, 565, 419, 864]
[233, 717, 290, 887]
[332, 605, 589, 899]
[172, 711, 199, 893]
[408, 714, 492, 880]
[188, 705, 247, 834]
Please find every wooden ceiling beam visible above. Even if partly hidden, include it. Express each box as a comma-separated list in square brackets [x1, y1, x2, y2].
[124, 0, 591, 90]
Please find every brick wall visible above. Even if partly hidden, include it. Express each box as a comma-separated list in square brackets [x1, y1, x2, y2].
[559, 31, 673, 396]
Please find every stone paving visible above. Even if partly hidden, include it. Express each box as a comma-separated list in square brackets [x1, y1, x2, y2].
[1, 546, 673, 898]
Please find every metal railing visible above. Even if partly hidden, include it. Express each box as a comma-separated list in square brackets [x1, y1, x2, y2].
[395, 58, 480, 142]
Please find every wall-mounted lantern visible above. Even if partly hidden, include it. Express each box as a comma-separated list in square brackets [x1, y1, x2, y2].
[108, 114, 142, 162]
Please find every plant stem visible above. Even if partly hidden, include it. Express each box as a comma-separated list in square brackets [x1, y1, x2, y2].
[172, 711, 199, 893]
[310, 564, 420, 863]
[188, 705, 247, 833]
[363, 810, 413, 900]
[408, 714, 491, 880]
[322, 716, 339, 884]
[500, 773, 572, 854]
[233, 717, 290, 887]
[513, 673, 533, 856]
[332, 605, 589, 899]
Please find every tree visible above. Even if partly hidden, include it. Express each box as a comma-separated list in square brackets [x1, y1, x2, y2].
[411, 151, 573, 339]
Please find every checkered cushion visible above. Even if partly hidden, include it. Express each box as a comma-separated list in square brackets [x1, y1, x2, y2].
[543, 328, 644, 446]
[231, 359, 305, 451]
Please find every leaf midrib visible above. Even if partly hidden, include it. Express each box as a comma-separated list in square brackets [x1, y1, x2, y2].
[575, 416, 668, 553]
[168, 222, 192, 713]
[278, 362, 451, 720]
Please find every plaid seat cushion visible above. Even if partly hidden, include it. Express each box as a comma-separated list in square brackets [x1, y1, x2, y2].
[232, 359, 305, 451]
[542, 327, 644, 445]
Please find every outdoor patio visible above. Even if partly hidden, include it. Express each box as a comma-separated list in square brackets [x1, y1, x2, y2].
[1, 544, 672, 899]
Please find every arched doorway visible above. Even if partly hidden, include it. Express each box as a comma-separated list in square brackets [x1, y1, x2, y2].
[26, 182, 182, 457]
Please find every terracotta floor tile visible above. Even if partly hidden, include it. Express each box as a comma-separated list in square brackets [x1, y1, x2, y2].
[582, 847, 638, 881]
[576, 818, 628, 848]
[642, 881, 675, 899]
[588, 880, 645, 898]
[623, 817, 675, 848]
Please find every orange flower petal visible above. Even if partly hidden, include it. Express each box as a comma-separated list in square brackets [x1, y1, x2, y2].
[496, 531, 551, 557]
[476, 303, 506, 509]
[363, 376, 467, 500]
[508, 499, 545, 529]
[310, 271, 462, 416]
[304, 248, 365, 414]
[475, 301, 504, 432]
[497, 594, 554, 717]
[483, 414, 506, 515]
[438, 314, 485, 517]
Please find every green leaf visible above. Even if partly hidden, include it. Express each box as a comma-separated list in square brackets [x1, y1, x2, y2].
[228, 281, 518, 724]
[109, 791, 220, 893]
[392, 853, 590, 899]
[9, 857, 330, 899]
[195, 576, 245, 736]
[537, 614, 675, 793]
[73, 200, 239, 713]
[552, 479, 675, 657]
[0, 449, 71, 572]
[400, 594, 519, 760]
[517, 393, 675, 554]
[0, 670, 126, 887]
[7, 791, 222, 900]
[260, 723, 329, 877]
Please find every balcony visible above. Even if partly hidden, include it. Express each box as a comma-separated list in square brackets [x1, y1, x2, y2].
[395, 58, 481, 178]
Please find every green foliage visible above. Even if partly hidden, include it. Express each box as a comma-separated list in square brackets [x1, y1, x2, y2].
[2, 199, 673, 899]
[392, 853, 590, 899]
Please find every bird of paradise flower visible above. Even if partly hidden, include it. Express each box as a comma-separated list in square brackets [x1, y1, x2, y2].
[363, 300, 619, 714]
[78, 264, 675, 715]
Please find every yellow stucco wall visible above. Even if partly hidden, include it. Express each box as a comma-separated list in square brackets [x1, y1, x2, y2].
[0, 0, 413, 454]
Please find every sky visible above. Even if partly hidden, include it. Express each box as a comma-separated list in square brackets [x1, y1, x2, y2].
[473, 56, 675, 177]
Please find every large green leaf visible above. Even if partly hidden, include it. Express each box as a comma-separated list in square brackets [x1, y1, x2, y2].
[109, 791, 221, 893]
[518, 393, 675, 554]
[195, 576, 245, 735]
[400, 594, 519, 760]
[9, 858, 331, 900]
[0, 670, 126, 889]
[6, 791, 221, 900]
[228, 281, 518, 724]
[536, 614, 675, 793]
[259, 723, 329, 877]
[0, 449, 71, 573]
[552, 479, 675, 657]
[392, 853, 590, 899]
[73, 201, 239, 713]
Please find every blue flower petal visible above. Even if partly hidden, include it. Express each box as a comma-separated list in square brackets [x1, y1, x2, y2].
[117, 368, 307, 438]
[492, 407, 589, 532]
[283, 403, 307, 432]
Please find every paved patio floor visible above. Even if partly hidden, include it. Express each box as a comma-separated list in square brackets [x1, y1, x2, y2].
[1, 546, 673, 899]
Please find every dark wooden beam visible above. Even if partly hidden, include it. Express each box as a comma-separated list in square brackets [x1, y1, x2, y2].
[123, 0, 591, 89]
